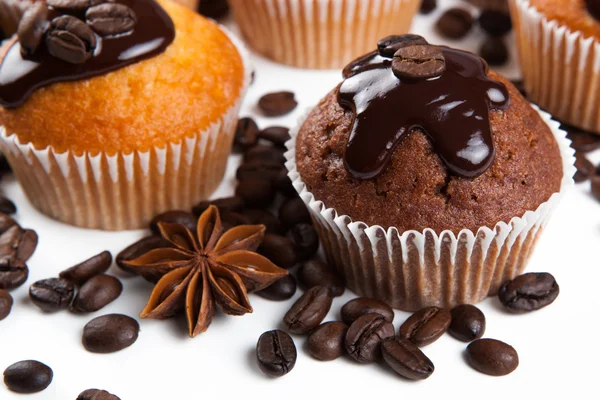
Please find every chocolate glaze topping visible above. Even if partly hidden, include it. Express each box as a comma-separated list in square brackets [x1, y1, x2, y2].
[0, 0, 174, 109]
[338, 45, 510, 180]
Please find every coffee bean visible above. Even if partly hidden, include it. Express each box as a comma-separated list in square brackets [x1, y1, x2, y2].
[258, 126, 291, 147]
[274, 169, 297, 197]
[345, 313, 395, 363]
[563, 124, 600, 153]
[17, 2, 48, 56]
[3, 360, 53, 393]
[479, 37, 509, 66]
[233, 117, 259, 151]
[235, 179, 276, 208]
[592, 175, 600, 201]
[116, 235, 168, 275]
[258, 234, 297, 269]
[419, 0, 437, 14]
[466, 338, 519, 376]
[236, 161, 283, 182]
[221, 211, 252, 230]
[449, 304, 485, 342]
[256, 274, 296, 301]
[244, 145, 286, 165]
[399, 306, 451, 347]
[392, 45, 446, 80]
[297, 259, 344, 297]
[377, 34, 428, 57]
[279, 197, 311, 228]
[82, 314, 140, 353]
[381, 336, 435, 380]
[575, 152, 595, 182]
[192, 196, 245, 217]
[71, 274, 123, 313]
[0, 225, 38, 262]
[46, 15, 97, 64]
[258, 91, 297, 117]
[242, 209, 283, 235]
[198, 0, 230, 19]
[0, 214, 18, 235]
[478, 10, 512, 36]
[150, 210, 197, 234]
[307, 321, 348, 361]
[498, 272, 559, 313]
[59, 251, 112, 285]
[284, 286, 333, 334]
[587, 0, 600, 21]
[341, 297, 394, 325]
[436, 8, 473, 39]
[77, 389, 121, 400]
[86, 3, 136, 37]
[29, 278, 75, 312]
[286, 224, 319, 262]
[0, 258, 28, 290]
[0, 289, 13, 320]
[0, 197, 15, 215]
[256, 330, 296, 377]
[47, 0, 105, 11]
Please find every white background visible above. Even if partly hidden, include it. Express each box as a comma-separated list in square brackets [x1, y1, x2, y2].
[2, 1, 599, 398]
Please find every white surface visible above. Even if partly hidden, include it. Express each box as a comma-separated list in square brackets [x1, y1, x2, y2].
[1, 1, 599, 399]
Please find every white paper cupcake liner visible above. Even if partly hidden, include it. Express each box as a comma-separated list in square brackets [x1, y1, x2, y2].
[285, 106, 575, 310]
[511, 0, 600, 132]
[0, 28, 251, 231]
[228, 0, 420, 70]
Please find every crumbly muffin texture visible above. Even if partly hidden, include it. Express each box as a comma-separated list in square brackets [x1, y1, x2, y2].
[527, 0, 600, 40]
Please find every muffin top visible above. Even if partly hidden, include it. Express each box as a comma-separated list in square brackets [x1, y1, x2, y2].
[528, 0, 600, 40]
[0, 0, 245, 155]
[295, 37, 563, 234]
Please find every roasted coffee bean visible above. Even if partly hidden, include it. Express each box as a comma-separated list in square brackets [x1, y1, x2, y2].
[82, 314, 140, 353]
[279, 197, 311, 228]
[221, 211, 252, 229]
[478, 10, 512, 36]
[77, 389, 121, 400]
[256, 274, 297, 301]
[345, 313, 395, 363]
[307, 321, 348, 361]
[298, 259, 344, 297]
[466, 339, 519, 376]
[258, 126, 291, 147]
[47, 0, 105, 11]
[17, 2, 48, 56]
[592, 175, 600, 201]
[564, 124, 600, 153]
[256, 330, 297, 377]
[71, 274, 123, 313]
[86, 3, 137, 37]
[0, 214, 18, 235]
[378, 34, 428, 57]
[258, 234, 297, 269]
[449, 304, 485, 342]
[0, 289, 13, 320]
[46, 16, 97, 64]
[0, 226, 38, 261]
[198, 0, 230, 19]
[242, 209, 283, 234]
[419, 0, 437, 14]
[436, 8, 473, 39]
[574, 152, 595, 182]
[479, 37, 509, 66]
[59, 251, 112, 285]
[244, 145, 286, 165]
[0, 197, 16, 215]
[192, 196, 245, 217]
[381, 336, 434, 380]
[150, 210, 197, 234]
[498, 272, 559, 313]
[0, 258, 28, 290]
[392, 45, 446, 80]
[235, 179, 276, 208]
[284, 286, 333, 334]
[3, 360, 53, 393]
[274, 169, 297, 197]
[341, 297, 394, 325]
[233, 117, 259, 151]
[116, 235, 168, 275]
[399, 306, 451, 347]
[286, 223, 319, 261]
[29, 278, 75, 312]
[258, 91, 298, 117]
[0, 153, 9, 174]
[236, 161, 283, 181]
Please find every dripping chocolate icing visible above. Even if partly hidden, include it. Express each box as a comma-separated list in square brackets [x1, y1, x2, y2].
[337, 46, 510, 180]
[0, 0, 175, 109]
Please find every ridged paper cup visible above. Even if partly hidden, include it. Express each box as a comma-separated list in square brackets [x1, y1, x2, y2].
[285, 106, 575, 311]
[511, 0, 600, 132]
[228, 0, 420, 70]
[0, 30, 250, 231]
[0, 0, 31, 36]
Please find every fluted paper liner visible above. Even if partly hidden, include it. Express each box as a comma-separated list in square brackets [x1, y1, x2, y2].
[511, 0, 600, 132]
[228, 0, 420, 70]
[0, 0, 31, 36]
[0, 29, 251, 231]
[285, 107, 575, 310]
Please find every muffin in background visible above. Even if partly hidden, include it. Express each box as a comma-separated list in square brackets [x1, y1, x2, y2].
[228, 0, 421, 69]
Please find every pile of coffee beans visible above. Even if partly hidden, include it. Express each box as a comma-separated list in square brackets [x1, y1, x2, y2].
[257, 91, 298, 117]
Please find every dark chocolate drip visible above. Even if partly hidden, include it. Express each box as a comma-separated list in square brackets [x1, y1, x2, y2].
[0, 0, 175, 108]
[337, 47, 510, 180]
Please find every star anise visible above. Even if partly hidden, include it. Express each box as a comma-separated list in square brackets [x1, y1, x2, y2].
[124, 205, 288, 337]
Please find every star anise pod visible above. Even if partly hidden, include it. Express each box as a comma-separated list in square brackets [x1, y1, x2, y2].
[124, 205, 288, 337]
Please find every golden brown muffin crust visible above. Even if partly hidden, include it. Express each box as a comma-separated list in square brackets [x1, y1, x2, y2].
[527, 0, 600, 40]
[295, 72, 563, 234]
